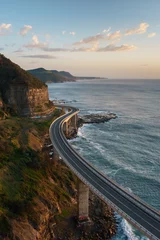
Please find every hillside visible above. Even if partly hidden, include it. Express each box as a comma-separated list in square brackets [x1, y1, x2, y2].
[52, 70, 75, 79]
[0, 55, 50, 116]
[0, 55, 46, 89]
[0, 109, 76, 239]
[28, 68, 76, 83]
[0, 110, 116, 239]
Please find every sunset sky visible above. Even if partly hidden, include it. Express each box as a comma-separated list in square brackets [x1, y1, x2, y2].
[0, 0, 160, 79]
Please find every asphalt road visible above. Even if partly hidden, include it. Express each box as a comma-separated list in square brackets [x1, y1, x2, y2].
[49, 106, 160, 240]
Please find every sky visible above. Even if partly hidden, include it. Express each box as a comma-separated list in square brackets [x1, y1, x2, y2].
[0, 0, 160, 79]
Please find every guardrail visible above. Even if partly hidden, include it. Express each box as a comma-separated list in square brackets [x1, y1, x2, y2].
[49, 105, 160, 240]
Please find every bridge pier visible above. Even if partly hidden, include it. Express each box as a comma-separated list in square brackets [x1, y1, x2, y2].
[63, 121, 69, 137]
[77, 179, 89, 222]
[70, 114, 78, 130]
[63, 114, 78, 138]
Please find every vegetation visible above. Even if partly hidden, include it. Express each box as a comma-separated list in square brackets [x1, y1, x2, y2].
[28, 68, 76, 83]
[0, 109, 76, 238]
[0, 54, 46, 89]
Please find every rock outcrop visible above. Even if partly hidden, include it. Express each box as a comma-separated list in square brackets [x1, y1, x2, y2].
[78, 113, 117, 126]
[0, 54, 50, 116]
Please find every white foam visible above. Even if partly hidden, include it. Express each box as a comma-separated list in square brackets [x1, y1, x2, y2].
[107, 168, 123, 177]
[121, 219, 139, 240]
[113, 213, 149, 240]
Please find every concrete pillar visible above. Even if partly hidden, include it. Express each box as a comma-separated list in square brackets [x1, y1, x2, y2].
[77, 179, 89, 221]
[71, 115, 77, 129]
[61, 106, 65, 114]
[63, 121, 69, 137]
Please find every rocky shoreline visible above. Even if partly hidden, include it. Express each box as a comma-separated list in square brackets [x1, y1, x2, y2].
[53, 192, 116, 240]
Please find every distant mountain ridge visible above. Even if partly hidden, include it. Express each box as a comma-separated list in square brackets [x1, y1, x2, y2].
[75, 76, 105, 80]
[28, 68, 76, 83]
[28, 68, 105, 83]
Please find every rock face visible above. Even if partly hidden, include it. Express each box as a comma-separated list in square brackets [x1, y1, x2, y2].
[0, 54, 50, 116]
[3, 83, 49, 116]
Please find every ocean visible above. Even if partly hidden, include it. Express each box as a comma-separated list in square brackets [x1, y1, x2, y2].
[48, 79, 160, 240]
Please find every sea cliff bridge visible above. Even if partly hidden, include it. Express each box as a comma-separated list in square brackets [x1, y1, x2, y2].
[49, 106, 160, 240]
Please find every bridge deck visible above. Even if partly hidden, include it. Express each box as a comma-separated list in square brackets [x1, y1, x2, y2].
[49, 106, 160, 240]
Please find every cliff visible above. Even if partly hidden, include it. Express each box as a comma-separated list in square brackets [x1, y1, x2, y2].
[0, 55, 50, 116]
[0, 109, 77, 239]
[28, 68, 76, 83]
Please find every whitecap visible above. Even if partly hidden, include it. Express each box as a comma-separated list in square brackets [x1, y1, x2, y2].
[112, 213, 149, 240]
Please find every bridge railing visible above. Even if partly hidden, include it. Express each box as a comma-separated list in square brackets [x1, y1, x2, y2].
[58, 110, 160, 219]
[49, 105, 160, 240]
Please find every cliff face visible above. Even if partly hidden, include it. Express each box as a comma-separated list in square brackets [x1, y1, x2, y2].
[4, 83, 49, 116]
[0, 54, 50, 116]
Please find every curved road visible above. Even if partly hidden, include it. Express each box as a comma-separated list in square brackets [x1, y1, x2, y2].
[49, 106, 160, 240]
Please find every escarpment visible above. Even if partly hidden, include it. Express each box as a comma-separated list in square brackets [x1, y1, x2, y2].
[0, 54, 50, 116]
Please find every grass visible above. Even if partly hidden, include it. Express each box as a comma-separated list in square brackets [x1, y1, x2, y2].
[0, 108, 76, 236]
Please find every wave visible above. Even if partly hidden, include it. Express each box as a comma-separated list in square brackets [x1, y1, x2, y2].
[112, 213, 149, 240]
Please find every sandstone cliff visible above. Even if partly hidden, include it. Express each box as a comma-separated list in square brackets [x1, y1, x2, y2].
[0, 54, 50, 116]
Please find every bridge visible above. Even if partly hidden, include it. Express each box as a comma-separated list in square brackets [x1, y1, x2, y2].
[49, 106, 160, 240]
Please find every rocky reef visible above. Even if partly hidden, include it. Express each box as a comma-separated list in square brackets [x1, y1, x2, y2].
[78, 113, 117, 126]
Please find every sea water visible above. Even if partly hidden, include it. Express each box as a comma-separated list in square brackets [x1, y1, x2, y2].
[48, 79, 160, 240]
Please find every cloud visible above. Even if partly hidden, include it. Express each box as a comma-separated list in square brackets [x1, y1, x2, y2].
[19, 25, 32, 36]
[0, 23, 12, 35]
[39, 43, 136, 52]
[70, 32, 76, 36]
[72, 42, 99, 52]
[20, 54, 56, 59]
[24, 32, 136, 53]
[62, 31, 66, 35]
[0, 48, 4, 51]
[73, 30, 121, 46]
[148, 32, 156, 38]
[103, 27, 111, 33]
[72, 22, 150, 47]
[97, 44, 137, 52]
[73, 43, 136, 52]
[107, 30, 121, 40]
[74, 33, 105, 45]
[125, 22, 149, 35]
[24, 35, 47, 49]
[42, 47, 69, 52]
[0, 23, 11, 30]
